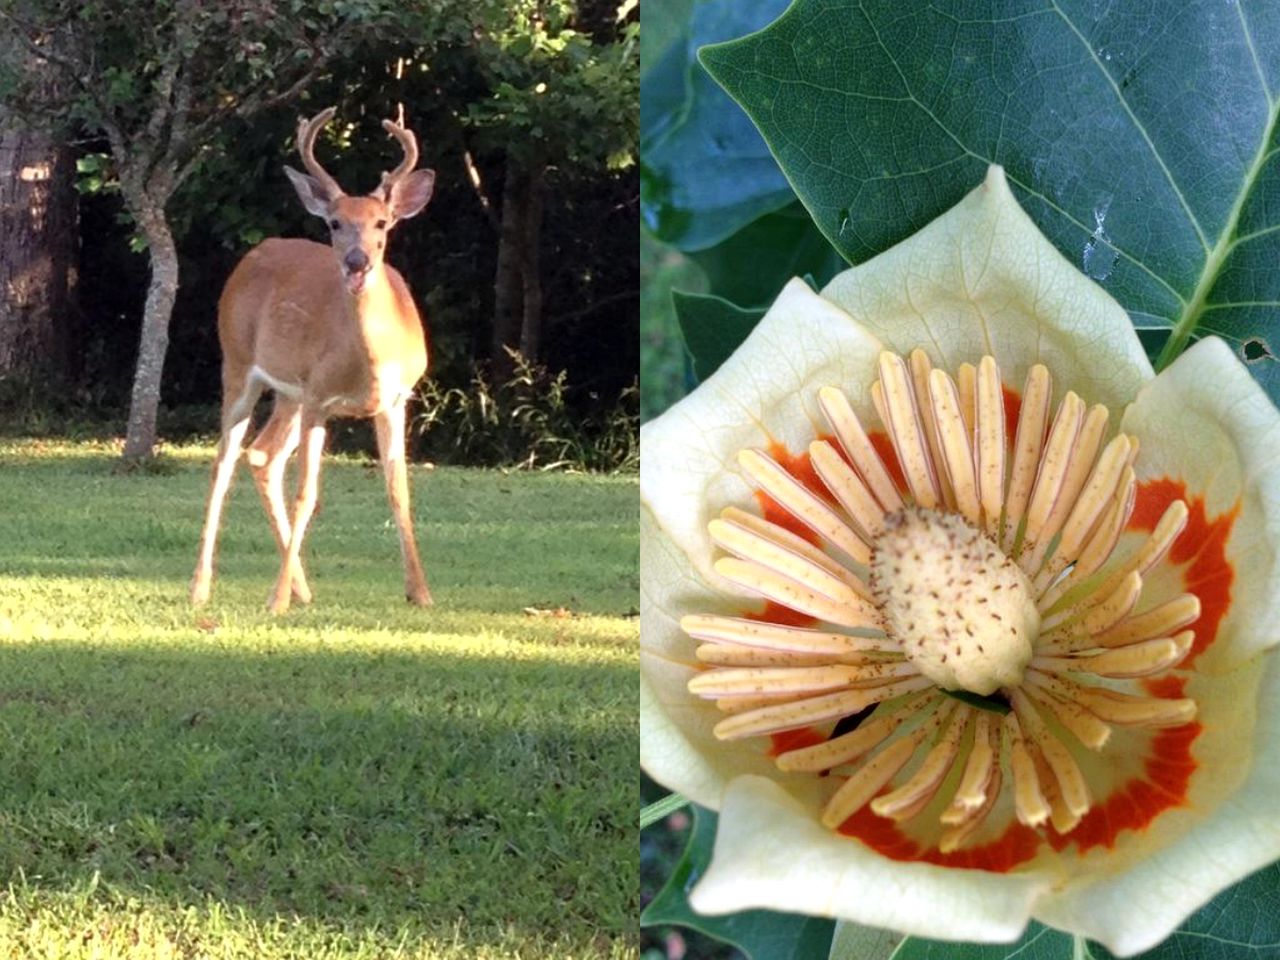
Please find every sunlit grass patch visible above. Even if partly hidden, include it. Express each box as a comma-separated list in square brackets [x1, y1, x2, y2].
[0, 440, 637, 959]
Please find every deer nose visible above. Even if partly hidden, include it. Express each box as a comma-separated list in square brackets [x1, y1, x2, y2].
[343, 248, 370, 274]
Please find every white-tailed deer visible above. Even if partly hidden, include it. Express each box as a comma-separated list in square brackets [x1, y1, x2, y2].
[190, 107, 436, 613]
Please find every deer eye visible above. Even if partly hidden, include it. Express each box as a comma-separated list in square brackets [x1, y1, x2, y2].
[328, 218, 341, 230]
[374, 219, 387, 230]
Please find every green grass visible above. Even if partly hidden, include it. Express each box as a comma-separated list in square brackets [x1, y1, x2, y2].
[0, 438, 638, 959]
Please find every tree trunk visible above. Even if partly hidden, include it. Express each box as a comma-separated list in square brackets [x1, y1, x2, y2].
[121, 201, 179, 460]
[0, 92, 76, 384]
[491, 163, 527, 378]
[518, 169, 544, 363]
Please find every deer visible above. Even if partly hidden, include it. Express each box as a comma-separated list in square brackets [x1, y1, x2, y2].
[190, 106, 437, 614]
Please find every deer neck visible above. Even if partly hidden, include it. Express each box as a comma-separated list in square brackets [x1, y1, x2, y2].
[342, 264, 399, 346]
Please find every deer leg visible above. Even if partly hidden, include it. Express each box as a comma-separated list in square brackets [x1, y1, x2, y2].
[375, 402, 432, 606]
[248, 400, 311, 602]
[269, 411, 326, 615]
[191, 377, 263, 605]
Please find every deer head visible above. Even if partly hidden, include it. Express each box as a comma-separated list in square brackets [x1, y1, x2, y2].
[283, 107, 437, 296]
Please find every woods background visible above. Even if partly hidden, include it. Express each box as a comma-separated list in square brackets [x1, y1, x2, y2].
[0, 0, 638, 468]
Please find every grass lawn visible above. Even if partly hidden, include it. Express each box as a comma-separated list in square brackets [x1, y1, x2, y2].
[0, 438, 637, 959]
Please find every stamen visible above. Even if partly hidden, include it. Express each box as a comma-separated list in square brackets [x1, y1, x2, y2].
[738, 449, 872, 563]
[1038, 469, 1136, 608]
[1033, 432, 1131, 587]
[680, 614, 897, 655]
[1094, 594, 1201, 648]
[876, 352, 941, 509]
[871, 705, 971, 819]
[719, 506, 870, 596]
[1021, 404, 1110, 575]
[943, 709, 997, 816]
[974, 356, 1005, 540]
[928, 368, 981, 526]
[909, 350, 956, 509]
[1019, 391, 1085, 569]
[1012, 690, 1091, 818]
[776, 692, 934, 772]
[1002, 364, 1053, 552]
[689, 661, 919, 698]
[820, 700, 955, 828]
[713, 675, 935, 740]
[809, 440, 888, 540]
[821, 732, 923, 829]
[1072, 685, 1198, 726]
[709, 516, 869, 607]
[1005, 711, 1051, 827]
[694, 643, 843, 667]
[1042, 632, 1193, 679]
[939, 766, 1002, 852]
[1022, 681, 1111, 749]
[714, 557, 881, 630]
[817, 387, 903, 512]
[956, 362, 978, 437]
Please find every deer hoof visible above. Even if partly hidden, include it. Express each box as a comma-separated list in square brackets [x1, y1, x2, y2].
[407, 587, 433, 607]
[267, 590, 291, 616]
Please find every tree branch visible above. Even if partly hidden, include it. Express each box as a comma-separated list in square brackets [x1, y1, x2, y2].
[462, 145, 500, 232]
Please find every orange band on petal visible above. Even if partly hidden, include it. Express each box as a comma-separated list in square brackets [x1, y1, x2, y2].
[837, 804, 1043, 873]
[1048, 677, 1201, 854]
[1128, 479, 1239, 665]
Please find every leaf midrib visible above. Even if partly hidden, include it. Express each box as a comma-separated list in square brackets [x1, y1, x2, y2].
[1156, 94, 1280, 370]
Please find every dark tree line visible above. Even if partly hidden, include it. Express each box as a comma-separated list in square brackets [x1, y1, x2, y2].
[0, 0, 637, 461]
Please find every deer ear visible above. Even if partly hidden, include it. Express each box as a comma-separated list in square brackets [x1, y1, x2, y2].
[284, 165, 338, 218]
[384, 168, 436, 221]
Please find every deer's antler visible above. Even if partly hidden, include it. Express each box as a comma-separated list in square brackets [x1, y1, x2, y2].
[379, 118, 419, 191]
[296, 107, 343, 196]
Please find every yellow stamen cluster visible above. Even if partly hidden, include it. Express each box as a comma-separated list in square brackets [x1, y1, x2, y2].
[684, 350, 1199, 848]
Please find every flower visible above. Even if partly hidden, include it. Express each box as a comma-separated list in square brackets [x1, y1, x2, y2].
[640, 166, 1280, 955]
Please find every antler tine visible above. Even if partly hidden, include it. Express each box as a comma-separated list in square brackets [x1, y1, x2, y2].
[379, 118, 419, 189]
[296, 106, 343, 196]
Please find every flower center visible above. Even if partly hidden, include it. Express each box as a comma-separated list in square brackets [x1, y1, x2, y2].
[871, 507, 1038, 696]
[684, 349, 1200, 853]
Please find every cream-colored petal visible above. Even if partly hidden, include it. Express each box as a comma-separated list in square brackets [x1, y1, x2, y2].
[819, 167, 1151, 413]
[690, 775, 1049, 943]
[640, 279, 885, 590]
[1035, 651, 1275, 956]
[1120, 336, 1280, 670]
[640, 503, 779, 808]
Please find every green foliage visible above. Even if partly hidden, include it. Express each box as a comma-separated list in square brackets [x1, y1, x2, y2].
[701, 0, 1280, 393]
[0, 438, 638, 958]
[639, 0, 793, 250]
[412, 350, 638, 472]
[641, 805, 836, 960]
[461, 1, 638, 173]
[672, 290, 764, 382]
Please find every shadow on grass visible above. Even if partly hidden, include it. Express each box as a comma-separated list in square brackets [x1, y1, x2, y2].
[0, 641, 636, 953]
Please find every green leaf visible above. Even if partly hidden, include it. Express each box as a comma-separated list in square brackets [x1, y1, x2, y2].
[640, 0, 796, 250]
[690, 201, 848, 309]
[641, 804, 836, 960]
[827, 920, 899, 960]
[701, 0, 1280, 393]
[883, 924, 1077, 960]
[673, 289, 766, 382]
[1101, 861, 1280, 959]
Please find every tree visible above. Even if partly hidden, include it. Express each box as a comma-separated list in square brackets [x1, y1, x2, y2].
[452, 0, 638, 370]
[0, 47, 74, 386]
[0, 0, 399, 458]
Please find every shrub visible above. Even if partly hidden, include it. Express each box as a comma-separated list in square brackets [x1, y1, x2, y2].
[411, 350, 638, 473]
